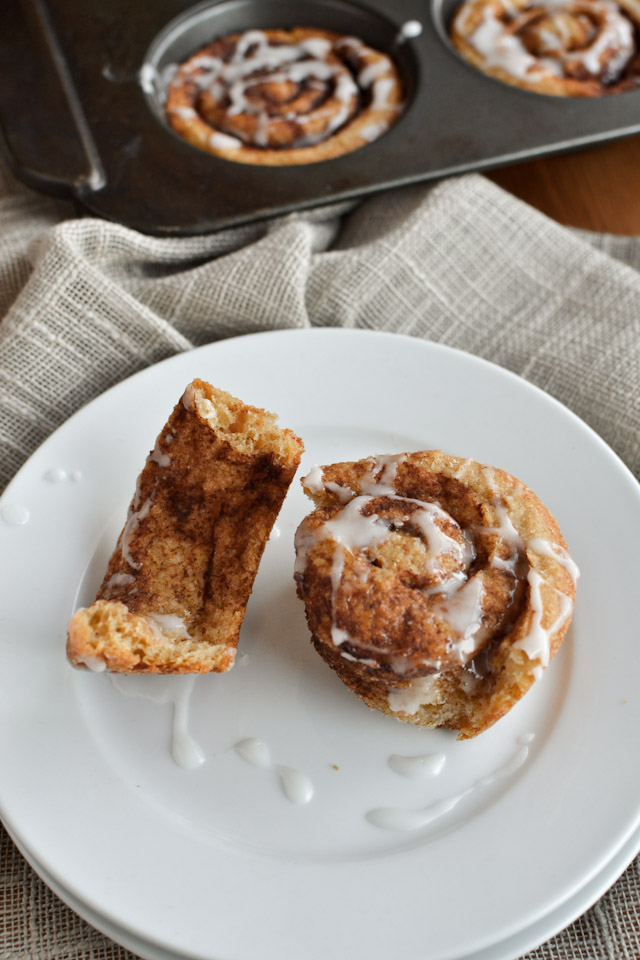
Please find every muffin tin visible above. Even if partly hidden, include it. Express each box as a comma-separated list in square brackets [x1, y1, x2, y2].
[1, 0, 640, 234]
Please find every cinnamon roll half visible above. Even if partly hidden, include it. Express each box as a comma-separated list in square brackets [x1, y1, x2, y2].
[164, 27, 404, 164]
[67, 380, 303, 674]
[294, 451, 578, 738]
[450, 0, 640, 96]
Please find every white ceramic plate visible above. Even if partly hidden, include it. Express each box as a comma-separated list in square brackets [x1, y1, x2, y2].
[6, 815, 640, 960]
[1, 329, 639, 960]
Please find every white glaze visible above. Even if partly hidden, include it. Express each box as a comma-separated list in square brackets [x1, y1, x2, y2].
[515, 568, 574, 668]
[76, 653, 107, 673]
[528, 537, 580, 584]
[121, 497, 153, 570]
[234, 737, 314, 805]
[366, 734, 535, 831]
[388, 674, 444, 714]
[111, 675, 205, 771]
[209, 131, 243, 150]
[147, 613, 191, 638]
[235, 737, 271, 768]
[276, 766, 315, 805]
[171, 676, 206, 770]
[102, 571, 136, 593]
[389, 752, 446, 779]
[149, 439, 170, 468]
[465, 0, 634, 84]
[1, 504, 30, 526]
[44, 467, 67, 482]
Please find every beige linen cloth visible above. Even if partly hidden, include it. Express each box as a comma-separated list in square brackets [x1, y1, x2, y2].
[0, 153, 639, 960]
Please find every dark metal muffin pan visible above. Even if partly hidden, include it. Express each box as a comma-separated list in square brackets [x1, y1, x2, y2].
[1, 0, 639, 235]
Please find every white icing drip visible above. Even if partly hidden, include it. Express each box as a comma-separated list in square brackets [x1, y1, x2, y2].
[515, 569, 574, 668]
[299, 37, 333, 58]
[76, 653, 107, 673]
[359, 454, 405, 495]
[171, 676, 206, 769]
[1, 504, 30, 525]
[359, 120, 390, 142]
[412, 501, 474, 572]
[433, 576, 489, 661]
[277, 766, 315, 805]
[111, 675, 205, 770]
[388, 674, 444, 714]
[168, 105, 197, 119]
[209, 131, 243, 150]
[149, 438, 170, 468]
[323, 495, 393, 552]
[147, 613, 191, 638]
[44, 467, 67, 482]
[303, 464, 324, 494]
[358, 60, 388, 88]
[235, 737, 271, 768]
[370, 76, 396, 109]
[234, 737, 314, 805]
[528, 537, 580, 585]
[366, 734, 534, 831]
[341, 651, 379, 667]
[330, 544, 349, 646]
[303, 464, 356, 502]
[389, 752, 446, 779]
[182, 383, 196, 410]
[103, 571, 136, 592]
[121, 496, 153, 570]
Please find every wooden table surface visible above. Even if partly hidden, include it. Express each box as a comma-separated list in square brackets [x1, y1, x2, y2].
[488, 132, 640, 234]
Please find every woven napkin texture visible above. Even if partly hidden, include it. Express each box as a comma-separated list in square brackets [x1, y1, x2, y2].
[0, 155, 639, 960]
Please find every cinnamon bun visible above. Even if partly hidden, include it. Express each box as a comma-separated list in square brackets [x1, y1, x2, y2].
[450, 0, 640, 96]
[67, 380, 303, 674]
[294, 451, 578, 738]
[164, 27, 404, 164]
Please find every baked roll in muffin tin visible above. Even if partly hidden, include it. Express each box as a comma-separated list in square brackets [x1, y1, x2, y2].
[0, 0, 639, 234]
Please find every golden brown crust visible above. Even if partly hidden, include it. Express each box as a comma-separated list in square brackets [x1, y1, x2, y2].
[450, 0, 640, 97]
[165, 27, 404, 165]
[67, 380, 304, 673]
[294, 451, 577, 738]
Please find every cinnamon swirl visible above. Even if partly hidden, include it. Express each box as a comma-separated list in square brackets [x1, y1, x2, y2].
[164, 27, 404, 164]
[450, 0, 640, 96]
[67, 380, 303, 674]
[294, 451, 578, 739]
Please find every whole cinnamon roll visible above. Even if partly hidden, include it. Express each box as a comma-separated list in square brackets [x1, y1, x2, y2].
[164, 27, 404, 164]
[294, 452, 578, 739]
[450, 0, 640, 96]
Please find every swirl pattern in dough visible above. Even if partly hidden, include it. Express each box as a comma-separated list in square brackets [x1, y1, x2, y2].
[450, 0, 640, 96]
[294, 451, 578, 738]
[164, 27, 404, 165]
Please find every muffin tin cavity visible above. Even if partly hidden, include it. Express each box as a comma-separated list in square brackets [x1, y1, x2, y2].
[142, 0, 416, 164]
[143, 0, 418, 121]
